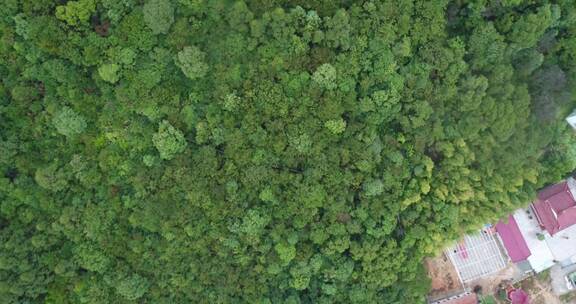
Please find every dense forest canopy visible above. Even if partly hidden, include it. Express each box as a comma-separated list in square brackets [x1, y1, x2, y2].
[1, 0, 576, 303]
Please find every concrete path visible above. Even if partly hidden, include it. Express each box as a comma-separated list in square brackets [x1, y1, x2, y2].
[550, 263, 576, 296]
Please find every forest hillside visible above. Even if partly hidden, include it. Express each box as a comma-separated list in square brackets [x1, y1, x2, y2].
[1, 0, 576, 303]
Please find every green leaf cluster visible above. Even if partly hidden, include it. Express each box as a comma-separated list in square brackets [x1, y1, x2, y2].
[52, 107, 87, 138]
[55, 0, 96, 26]
[152, 120, 187, 160]
[143, 0, 175, 35]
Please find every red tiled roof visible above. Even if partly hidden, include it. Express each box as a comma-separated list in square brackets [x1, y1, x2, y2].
[532, 181, 576, 235]
[537, 181, 567, 201]
[496, 216, 531, 262]
[558, 207, 576, 229]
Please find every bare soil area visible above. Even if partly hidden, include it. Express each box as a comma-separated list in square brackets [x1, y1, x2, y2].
[425, 254, 463, 300]
[467, 262, 519, 296]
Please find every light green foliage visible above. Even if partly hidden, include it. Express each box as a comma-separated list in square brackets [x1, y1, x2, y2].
[119, 48, 136, 65]
[74, 245, 111, 273]
[175, 46, 208, 80]
[290, 265, 311, 290]
[55, 0, 96, 26]
[53, 107, 87, 137]
[116, 274, 149, 300]
[259, 187, 275, 202]
[509, 5, 553, 49]
[501, 0, 523, 6]
[312, 63, 337, 89]
[1, 1, 576, 303]
[152, 120, 187, 160]
[142, 154, 156, 167]
[275, 243, 296, 265]
[363, 179, 384, 197]
[13, 14, 29, 39]
[98, 63, 120, 83]
[290, 133, 312, 154]
[230, 209, 270, 242]
[223, 93, 241, 111]
[194, 121, 209, 144]
[143, 0, 174, 35]
[101, 0, 135, 23]
[35, 163, 68, 191]
[325, 118, 346, 134]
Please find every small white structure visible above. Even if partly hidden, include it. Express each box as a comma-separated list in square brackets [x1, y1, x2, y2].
[445, 228, 507, 282]
[566, 110, 576, 130]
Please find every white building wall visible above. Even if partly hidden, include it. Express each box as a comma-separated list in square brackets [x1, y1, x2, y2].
[513, 209, 556, 272]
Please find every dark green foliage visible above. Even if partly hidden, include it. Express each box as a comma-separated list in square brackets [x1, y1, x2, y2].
[0, 1, 575, 303]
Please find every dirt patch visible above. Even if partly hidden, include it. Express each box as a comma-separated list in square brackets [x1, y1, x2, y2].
[425, 254, 463, 299]
[467, 262, 518, 295]
[517, 275, 561, 304]
[560, 292, 576, 304]
[483, 270, 565, 304]
[425, 251, 569, 303]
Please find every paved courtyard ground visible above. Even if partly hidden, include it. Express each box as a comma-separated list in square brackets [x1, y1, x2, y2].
[551, 263, 576, 297]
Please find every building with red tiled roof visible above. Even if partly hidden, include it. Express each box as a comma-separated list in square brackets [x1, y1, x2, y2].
[532, 178, 576, 236]
[495, 177, 576, 273]
[495, 215, 531, 263]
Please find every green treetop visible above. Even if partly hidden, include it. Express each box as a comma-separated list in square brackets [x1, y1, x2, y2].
[175, 46, 208, 80]
[52, 107, 87, 137]
[152, 120, 187, 160]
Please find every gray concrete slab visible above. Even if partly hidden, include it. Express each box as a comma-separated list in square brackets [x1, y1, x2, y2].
[550, 263, 576, 296]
